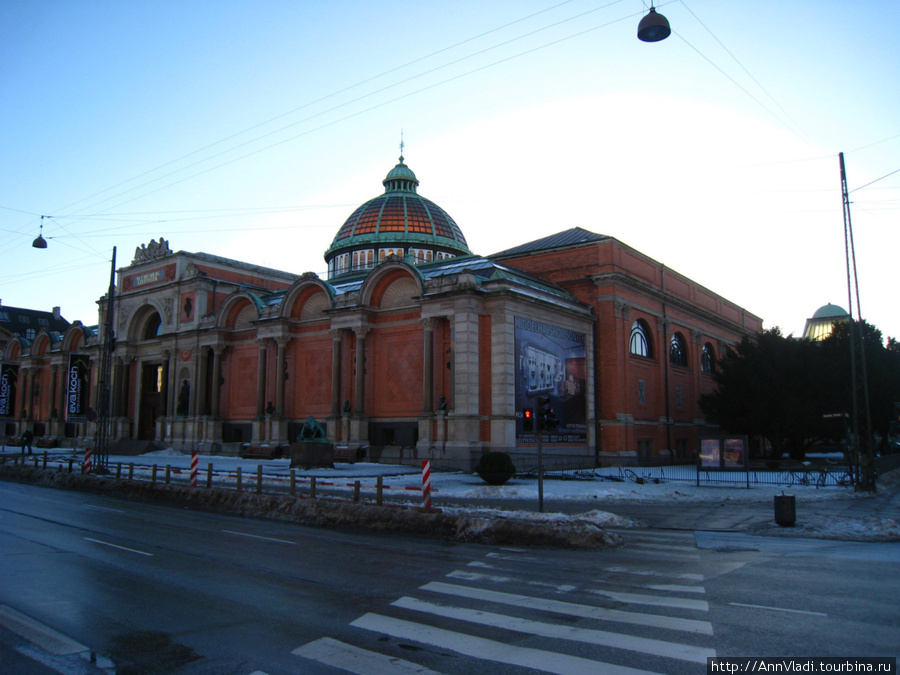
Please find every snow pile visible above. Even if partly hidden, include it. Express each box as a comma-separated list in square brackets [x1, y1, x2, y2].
[0, 463, 622, 549]
[4, 448, 897, 544]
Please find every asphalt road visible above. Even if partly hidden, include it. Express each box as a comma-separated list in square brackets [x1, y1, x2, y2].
[0, 480, 897, 674]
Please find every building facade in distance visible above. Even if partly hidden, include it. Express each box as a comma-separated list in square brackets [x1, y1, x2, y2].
[1, 158, 762, 468]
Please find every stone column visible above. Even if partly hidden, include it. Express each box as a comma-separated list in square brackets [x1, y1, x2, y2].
[196, 347, 209, 417]
[256, 339, 268, 419]
[22, 368, 33, 420]
[353, 327, 368, 415]
[49, 364, 60, 436]
[112, 357, 126, 417]
[275, 337, 287, 417]
[210, 346, 223, 418]
[163, 351, 175, 417]
[422, 318, 434, 413]
[330, 329, 342, 418]
[446, 305, 483, 459]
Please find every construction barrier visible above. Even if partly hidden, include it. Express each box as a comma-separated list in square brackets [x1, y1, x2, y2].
[23, 455, 438, 508]
[422, 460, 432, 509]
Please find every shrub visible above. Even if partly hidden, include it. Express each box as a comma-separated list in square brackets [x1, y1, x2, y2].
[475, 452, 516, 485]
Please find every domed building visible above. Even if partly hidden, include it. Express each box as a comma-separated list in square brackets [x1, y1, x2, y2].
[2, 156, 762, 468]
[803, 303, 850, 341]
[325, 156, 470, 278]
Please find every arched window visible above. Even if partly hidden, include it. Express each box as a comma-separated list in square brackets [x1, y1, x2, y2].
[669, 332, 687, 367]
[630, 320, 651, 358]
[143, 313, 162, 340]
[701, 342, 716, 374]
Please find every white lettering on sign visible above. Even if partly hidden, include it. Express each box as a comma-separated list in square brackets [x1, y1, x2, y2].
[0, 371, 12, 416]
[67, 365, 81, 414]
[132, 270, 164, 287]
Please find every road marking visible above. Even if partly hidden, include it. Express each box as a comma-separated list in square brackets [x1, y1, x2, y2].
[447, 570, 512, 583]
[589, 588, 709, 611]
[603, 566, 704, 581]
[83, 537, 153, 556]
[294, 637, 445, 674]
[621, 548, 700, 561]
[421, 582, 713, 635]
[729, 602, 827, 617]
[392, 597, 715, 663]
[85, 504, 125, 513]
[351, 613, 664, 675]
[628, 542, 699, 553]
[485, 551, 536, 562]
[647, 584, 706, 594]
[221, 530, 296, 545]
[0, 604, 89, 656]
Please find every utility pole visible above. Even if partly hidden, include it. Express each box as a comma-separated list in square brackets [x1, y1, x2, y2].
[93, 247, 117, 473]
[839, 153, 875, 491]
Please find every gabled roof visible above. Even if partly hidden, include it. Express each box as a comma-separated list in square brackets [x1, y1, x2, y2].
[489, 227, 609, 259]
[0, 304, 70, 340]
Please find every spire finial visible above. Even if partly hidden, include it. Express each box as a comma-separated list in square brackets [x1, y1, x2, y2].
[399, 130, 405, 163]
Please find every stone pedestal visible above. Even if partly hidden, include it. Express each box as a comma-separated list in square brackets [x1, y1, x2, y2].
[289, 441, 334, 469]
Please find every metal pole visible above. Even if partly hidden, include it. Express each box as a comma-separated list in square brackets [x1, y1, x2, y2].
[536, 407, 543, 513]
[93, 246, 116, 473]
[839, 153, 875, 491]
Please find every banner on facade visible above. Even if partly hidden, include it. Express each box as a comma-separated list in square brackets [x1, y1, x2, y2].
[0, 363, 17, 418]
[66, 353, 91, 423]
[514, 316, 587, 443]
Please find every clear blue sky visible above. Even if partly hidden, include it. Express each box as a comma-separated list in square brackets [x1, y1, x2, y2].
[2, 1, 898, 340]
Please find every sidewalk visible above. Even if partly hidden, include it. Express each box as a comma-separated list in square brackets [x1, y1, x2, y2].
[3, 447, 898, 542]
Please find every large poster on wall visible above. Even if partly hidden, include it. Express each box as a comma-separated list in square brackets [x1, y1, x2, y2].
[66, 353, 91, 423]
[0, 363, 17, 418]
[515, 316, 587, 443]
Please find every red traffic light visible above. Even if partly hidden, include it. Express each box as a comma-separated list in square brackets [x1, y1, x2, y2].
[523, 408, 534, 432]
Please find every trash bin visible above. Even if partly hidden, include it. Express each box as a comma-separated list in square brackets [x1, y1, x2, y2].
[774, 494, 796, 527]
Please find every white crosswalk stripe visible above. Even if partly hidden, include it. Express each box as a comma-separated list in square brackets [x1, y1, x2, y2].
[293, 637, 446, 674]
[349, 613, 664, 675]
[292, 529, 717, 673]
[420, 580, 714, 634]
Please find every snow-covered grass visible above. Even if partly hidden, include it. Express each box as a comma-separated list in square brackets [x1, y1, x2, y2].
[4, 446, 897, 542]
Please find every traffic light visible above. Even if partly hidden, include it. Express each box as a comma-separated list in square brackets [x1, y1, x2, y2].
[536, 395, 559, 432]
[522, 407, 534, 432]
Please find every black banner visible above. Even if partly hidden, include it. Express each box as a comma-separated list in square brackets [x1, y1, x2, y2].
[66, 353, 91, 423]
[0, 363, 17, 418]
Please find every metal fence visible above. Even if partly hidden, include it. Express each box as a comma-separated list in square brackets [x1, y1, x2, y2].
[0, 452, 431, 507]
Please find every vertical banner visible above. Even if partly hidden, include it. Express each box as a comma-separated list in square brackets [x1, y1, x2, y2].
[66, 353, 91, 423]
[514, 317, 587, 443]
[0, 363, 17, 418]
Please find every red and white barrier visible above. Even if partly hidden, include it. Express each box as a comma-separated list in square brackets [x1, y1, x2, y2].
[83, 448, 92, 475]
[421, 460, 432, 509]
[190, 452, 198, 487]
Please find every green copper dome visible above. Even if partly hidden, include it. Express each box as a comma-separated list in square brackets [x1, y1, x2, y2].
[324, 157, 471, 279]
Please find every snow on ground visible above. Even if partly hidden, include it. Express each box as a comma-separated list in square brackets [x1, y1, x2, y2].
[5, 446, 898, 542]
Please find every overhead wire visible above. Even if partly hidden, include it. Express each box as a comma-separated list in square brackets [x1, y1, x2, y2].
[32, 0, 631, 232]
[11, 0, 832, 257]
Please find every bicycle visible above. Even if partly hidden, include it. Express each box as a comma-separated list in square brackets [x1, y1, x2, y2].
[621, 467, 664, 484]
[815, 460, 854, 488]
